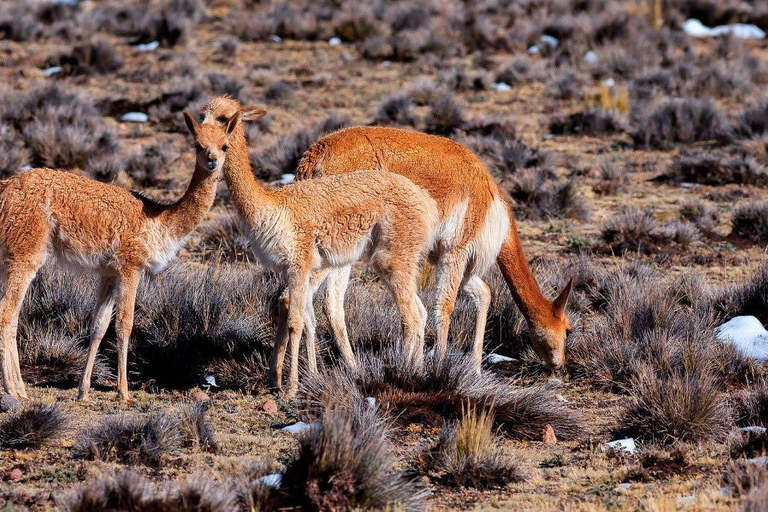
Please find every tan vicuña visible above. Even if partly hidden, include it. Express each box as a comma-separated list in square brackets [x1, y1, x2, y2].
[0, 111, 235, 402]
[201, 98, 439, 397]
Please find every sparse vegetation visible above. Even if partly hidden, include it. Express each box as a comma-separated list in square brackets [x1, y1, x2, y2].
[5, 0, 768, 509]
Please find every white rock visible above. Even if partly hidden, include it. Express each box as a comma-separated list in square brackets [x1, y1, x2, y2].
[204, 375, 219, 388]
[50, 0, 77, 5]
[747, 456, 768, 464]
[540, 35, 559, 48]
[617, 483, 631, 490]
[21, 165, 33, 171]
[681, 182, 693, 189]
[43, 66, 62, 76]
[255, 473, 282, 488]
[271, 173, 295, 186]
[366, 397, 376, 409]
[528, 45, 540, 54]
[584, 51, 598, 64]
[269, 35, 282, 43]
[134, 41, 159, 52]
[741, 426, 767, 434]
[712, 23, 766, 39]
[492, 82, 512, 92]
[120, 112, 149, 123]
[684, 19, 765, 39]
[382, 60, 392, 67]
[281, 421, 322, 434]
[555, 394, 568, 403]
[684, 19, 714, 37]
[602, 78, 615, 87]
[677, 495, 696, 505]
[329, 37, 342, 46]
[605, 438, 637, 454]
[211, 41, 222, 47]
[716, 316, 768, 361]
[543, 133, 555, 140]
[486, 353, 515, 364]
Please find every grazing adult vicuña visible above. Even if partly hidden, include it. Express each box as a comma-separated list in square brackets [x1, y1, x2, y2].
[202, 97, 573, 372]
[0, 111, 236, 402]
[199, 100, 439, 397]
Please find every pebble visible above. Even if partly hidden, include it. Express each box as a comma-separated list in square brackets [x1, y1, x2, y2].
[366, 397, 376, 409]
[261, 399, 278, 414]
[189, 389, 210, 402]
[281, 421, 321, 434]
[492, 82, 512, 92]
[43, 66, 62, 76]
[120, 112, 149, 123]
[542, 424, 557, 444]
[584, 50, 598, 64]
[255, 473, 282, 488]
[0, 394, 22, 412]
[269, 35, 282, 43]
[9, 468, 23, 481]
[329, 37, 342, 46]
[486, 353, 515, 363]
[133, 41, 159, 52]
[605, 438, 637, 454]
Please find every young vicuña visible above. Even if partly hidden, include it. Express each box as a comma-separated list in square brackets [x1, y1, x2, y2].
[200, 98, 439, 396]
[0, 111, 236, 402]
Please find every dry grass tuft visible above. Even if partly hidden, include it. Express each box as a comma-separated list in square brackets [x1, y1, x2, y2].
[433, 402, 522, 489]
[0, 403, 69, 449]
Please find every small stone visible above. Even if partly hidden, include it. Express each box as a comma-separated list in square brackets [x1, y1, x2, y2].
[0, 394, 22, 412]
[9, 468, 23, 481]
[189, 389, 210, 402]
[261, 399, 278, 414]
[542, 424, 557, 444]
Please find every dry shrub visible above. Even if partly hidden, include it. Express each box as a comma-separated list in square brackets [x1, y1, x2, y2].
[78, 412, 183, 466]
[0, 403, 68, 449]
[301, 348, 586, 441]
[665, 152, 768, 186]
[373, 94, 418, 127]
[433, 403, 522, 489]
[710, 263, 768, 324]
[568, 264, 757, 391]
[253, 114, 349, 181]
[731, 201, 768, 244]
[724, 460, 768, 510]
[679, 199, 720, 236]
[549, 108, 626, 136]
[178, 402, 217, 452]
[600, 208, 700, 254]
[255, 400, 427, 511]
[620, 365, 732, 444]
[63, 471, 237, 512]
[424, 91, 465, 136]
[631, 98, 731, 148]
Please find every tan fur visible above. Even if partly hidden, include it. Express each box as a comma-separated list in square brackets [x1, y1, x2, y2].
[201, 98, 438, 397]
[295, 126, 573, 369]
[0, 112, 233, 402]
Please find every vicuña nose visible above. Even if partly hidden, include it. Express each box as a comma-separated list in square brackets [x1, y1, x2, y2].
[207, 159, 216, 170]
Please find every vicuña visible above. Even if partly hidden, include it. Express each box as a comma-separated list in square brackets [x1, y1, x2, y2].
[0, 111, 234, 402]
[204, 98, 573, 372]
[201, 97, 439, 397]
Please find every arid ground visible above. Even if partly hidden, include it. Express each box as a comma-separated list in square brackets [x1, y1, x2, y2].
[3, 1, 768, 510]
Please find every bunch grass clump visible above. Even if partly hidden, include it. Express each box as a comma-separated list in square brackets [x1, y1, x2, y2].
[433, 402, 522, 489]
[0, 403, 69, 449]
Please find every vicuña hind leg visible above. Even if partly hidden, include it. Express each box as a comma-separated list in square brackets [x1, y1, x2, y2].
[284, 271, 309, 398]
[78, 276, 117, 401]
[431, 251, 468, 361]
[0, 262, 43, 398]
[463, 276, 491, 374]
[323, 266, 355, 368]
[114, 269, 140, 403]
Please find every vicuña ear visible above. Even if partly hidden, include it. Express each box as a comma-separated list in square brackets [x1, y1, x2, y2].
[183, 111, 198, 137]
[225, 111, 241, 136]
[553, 276, 574, 315]
[240, 107, 266, 121]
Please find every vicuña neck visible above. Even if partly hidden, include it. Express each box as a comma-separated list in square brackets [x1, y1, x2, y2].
[221, 125, 277, 220]
[160, 163, 219, 239]
[497, 217, 555, 326]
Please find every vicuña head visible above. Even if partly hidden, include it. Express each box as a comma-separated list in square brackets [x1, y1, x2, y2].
[183, 109, 240, 175]
[527, 277, 573, 370]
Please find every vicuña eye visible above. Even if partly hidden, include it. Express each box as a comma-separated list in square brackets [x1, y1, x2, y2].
[217, 116, 228, 124]
[222, 144, 228, 152]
